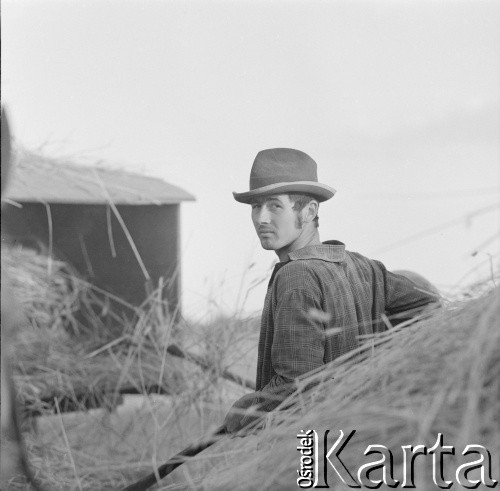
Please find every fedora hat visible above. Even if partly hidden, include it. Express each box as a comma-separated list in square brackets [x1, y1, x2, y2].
[233, 148, 335, 204]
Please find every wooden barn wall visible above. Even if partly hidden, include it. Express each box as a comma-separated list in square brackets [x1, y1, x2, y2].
[2, 203, 181, 311]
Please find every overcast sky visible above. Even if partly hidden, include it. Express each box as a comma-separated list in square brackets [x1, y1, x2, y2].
[3, 0, 499, 319]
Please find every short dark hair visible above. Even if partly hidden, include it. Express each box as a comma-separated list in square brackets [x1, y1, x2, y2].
[288, 193, 320, 227]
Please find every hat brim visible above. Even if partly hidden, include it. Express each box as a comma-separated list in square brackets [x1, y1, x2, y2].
[233, 181, 336, 204]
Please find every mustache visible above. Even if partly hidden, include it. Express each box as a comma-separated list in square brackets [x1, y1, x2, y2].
[257, 226, 275, 233]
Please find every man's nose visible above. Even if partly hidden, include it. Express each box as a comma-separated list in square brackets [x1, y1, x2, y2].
[255, 206, 271, 224]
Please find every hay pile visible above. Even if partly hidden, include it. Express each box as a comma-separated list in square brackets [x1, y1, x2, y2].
[2, 246, 196, 418]
[169, 285, 499, 490]
[1, 245, 253, 490]
[3, 247, 99, 335]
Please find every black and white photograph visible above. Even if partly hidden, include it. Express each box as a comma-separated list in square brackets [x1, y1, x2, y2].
[1, 1, 499, 489]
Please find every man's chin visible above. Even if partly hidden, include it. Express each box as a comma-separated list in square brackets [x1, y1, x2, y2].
[259, 239, 277, 251]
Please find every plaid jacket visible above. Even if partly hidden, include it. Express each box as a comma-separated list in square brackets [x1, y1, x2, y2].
[253, 240, 439, 413]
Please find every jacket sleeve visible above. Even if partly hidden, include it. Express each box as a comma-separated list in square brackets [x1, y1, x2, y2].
[377, 261, 441, 324]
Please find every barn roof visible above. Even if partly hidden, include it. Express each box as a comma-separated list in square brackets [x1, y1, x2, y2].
[4, 150, 195, 205]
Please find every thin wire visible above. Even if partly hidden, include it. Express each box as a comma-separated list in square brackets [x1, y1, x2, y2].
[470, 233, 500, 256]
[359, 186, 500, 200]
[452, 251, 500, 288]
[372, 203, 499, 255]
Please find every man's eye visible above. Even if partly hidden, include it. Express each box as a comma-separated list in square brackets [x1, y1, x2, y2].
[251, 204, 261, 210]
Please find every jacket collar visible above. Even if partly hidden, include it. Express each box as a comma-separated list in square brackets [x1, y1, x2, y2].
[268, 240, 346, 287]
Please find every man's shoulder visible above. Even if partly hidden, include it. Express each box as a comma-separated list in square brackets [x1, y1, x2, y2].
[273, 256, 341, 291]
[283, 250, 383, 277]
[271, 243, 388, 289]
[344, 249, 384, 270]
[270, 262, 321, 300]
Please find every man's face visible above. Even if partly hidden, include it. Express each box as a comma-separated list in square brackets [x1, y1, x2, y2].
[250, 194, 303, 252]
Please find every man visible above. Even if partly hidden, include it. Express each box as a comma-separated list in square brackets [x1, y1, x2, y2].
[223, 148, 439, 434]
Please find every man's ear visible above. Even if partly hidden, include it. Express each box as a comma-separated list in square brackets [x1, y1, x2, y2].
[303, 200, 319, 223]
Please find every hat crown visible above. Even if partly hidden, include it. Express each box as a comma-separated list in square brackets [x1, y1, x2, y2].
[250, 148, 318, 190]
[232, 147, 335, 204]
